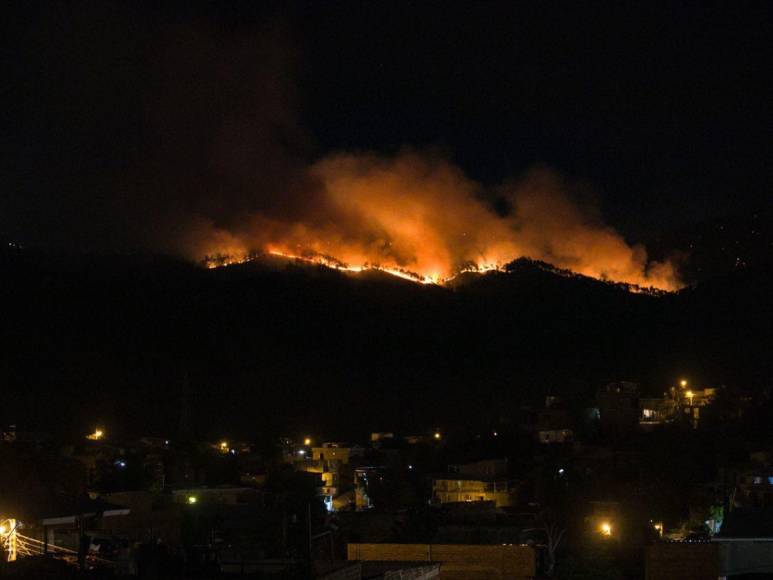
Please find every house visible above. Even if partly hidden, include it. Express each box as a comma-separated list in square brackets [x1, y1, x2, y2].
[295, 443, 363, 511]
[353, 466, 386, 511]
[171, 486, 263, 506]
[10, 494, 132, 565]
[680, 387, 716, 428]
[639, 397, 677, 426]
[433, 459, 515, 508]
[733, 470, 773, 508]
[370, 432, 395, 444]
[312, 442, 361, 463]
[597, 381, 640, 434]
[449, 458, 508, 479]
[535, 396, 574, 444]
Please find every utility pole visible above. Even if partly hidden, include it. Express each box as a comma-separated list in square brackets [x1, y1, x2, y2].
[7, 519, 17, 562]
[307, 503, 312, 559]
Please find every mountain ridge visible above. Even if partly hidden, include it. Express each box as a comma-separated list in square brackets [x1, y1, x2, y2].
[1, 247, 770, 441]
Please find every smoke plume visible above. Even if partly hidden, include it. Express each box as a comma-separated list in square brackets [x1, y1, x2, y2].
[197, 150, 680, 289]
[4, 4, 680, 290]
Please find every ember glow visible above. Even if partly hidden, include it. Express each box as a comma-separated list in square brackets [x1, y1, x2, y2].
[264, 249, 449, 284]
[198, 151, 681, 291]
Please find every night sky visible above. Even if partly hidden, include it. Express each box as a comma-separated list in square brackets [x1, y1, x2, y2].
[2, 2, 772, 250]
[2, 2, 773, 439]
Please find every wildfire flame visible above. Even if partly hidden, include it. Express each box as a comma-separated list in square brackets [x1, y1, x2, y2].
[195, 152, 681, 292]
[205, 247, 500, 285]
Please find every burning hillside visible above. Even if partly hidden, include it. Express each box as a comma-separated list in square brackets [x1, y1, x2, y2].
[196, 152, 681, 291]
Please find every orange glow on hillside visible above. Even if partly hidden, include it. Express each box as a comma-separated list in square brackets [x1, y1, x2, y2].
[195, 152, 681, 291]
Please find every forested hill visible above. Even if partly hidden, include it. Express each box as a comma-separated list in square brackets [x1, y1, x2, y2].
[1, 249, 770, 441]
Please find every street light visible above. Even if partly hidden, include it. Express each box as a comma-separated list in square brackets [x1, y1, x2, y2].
[680, 379, 688, 388]
[304, 437, 312, 446]
[0, 519, 17, 561]
[86, 428, 104, 441]
[599, 521, 612, 537]
[187, 496, 197, 505]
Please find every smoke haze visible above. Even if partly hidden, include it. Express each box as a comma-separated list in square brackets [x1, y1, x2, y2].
[3, 3, 680, 290]
[195, 151, 679, 289]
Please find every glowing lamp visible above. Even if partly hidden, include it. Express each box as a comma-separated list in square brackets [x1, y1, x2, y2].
[434, 432, 441, 440]
[86, 428, 105, 441]
[187, 496, 197, 505]
[304, 438, 312, 446]
[600, 522, 612, 536]
[680, 379, 688, 388]
[0, 525, 6, 535]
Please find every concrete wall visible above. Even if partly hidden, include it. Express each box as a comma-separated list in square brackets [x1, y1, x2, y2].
[645, 543, 719, 580]
[347, 543, 535, 580]
[318, 561, 441, 580]
[382, 564, 440, 579]
[317, 562, 362, 580]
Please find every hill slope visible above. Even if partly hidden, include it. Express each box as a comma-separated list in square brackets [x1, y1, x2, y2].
[1, 250, 770, 440]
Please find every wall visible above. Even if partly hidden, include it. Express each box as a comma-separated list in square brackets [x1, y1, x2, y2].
[645, 543, 719, 580]
[347, 543, 535, 580]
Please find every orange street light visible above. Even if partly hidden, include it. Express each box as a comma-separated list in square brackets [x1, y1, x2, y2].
[86, 428, 104, 441]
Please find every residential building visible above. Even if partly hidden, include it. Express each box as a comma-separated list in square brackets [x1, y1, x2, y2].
[535, 396, 574, 444]
[680, 387, 716, 428]
[433, 459, 515, 508]
[639, 397, 677, 425]
[312, 442, 356, 464]
[733, 470, 773, 508]
[597, 381, 640, 434]
[370, 432, 394, 443]
[294, 443, 362, 511]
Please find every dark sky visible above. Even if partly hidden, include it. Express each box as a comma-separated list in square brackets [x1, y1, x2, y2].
[2, 1, 772, 250]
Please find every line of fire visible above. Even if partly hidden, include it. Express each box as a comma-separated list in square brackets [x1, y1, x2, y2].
[3, 1, 773, 578]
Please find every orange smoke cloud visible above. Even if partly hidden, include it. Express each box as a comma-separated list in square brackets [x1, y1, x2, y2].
[199, 150, 680, 290]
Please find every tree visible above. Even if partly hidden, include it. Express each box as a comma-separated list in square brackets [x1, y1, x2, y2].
[536, 508, 567, 578]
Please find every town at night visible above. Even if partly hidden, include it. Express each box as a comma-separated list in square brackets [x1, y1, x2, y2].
[2, 2, 773, 579]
